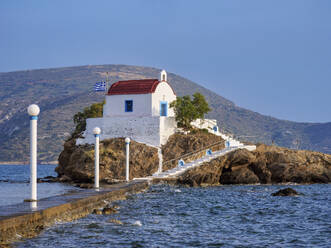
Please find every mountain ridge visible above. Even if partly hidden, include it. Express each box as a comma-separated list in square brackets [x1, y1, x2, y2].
[0, 64, 330, 162]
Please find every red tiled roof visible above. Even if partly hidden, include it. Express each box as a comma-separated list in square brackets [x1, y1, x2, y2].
[107, 79, 160, 95]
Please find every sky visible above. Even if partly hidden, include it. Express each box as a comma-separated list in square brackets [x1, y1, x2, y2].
[1, 0, 330, 123]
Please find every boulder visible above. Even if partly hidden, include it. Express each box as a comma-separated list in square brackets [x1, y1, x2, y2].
[177, 157, 225, 186]
[108, 219, 123, 225]
[56, 138, 159, 183]
[92, 209, 103, 215]
[102, 207, 118, 215]
[220, 165, 260, 184]
[271, 188, 302, 196]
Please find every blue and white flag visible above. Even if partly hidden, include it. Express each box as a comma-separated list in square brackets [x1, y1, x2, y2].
[94, 82, 106, 92]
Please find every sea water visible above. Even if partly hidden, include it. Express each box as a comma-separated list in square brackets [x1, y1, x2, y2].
[13, 182, 331, 247]
[0, 164, 75, 206]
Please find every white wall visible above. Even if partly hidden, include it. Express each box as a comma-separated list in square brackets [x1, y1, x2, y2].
[191, 119, 218, 130]
[160, 116, 177, 145]
[103, 94, 152, 117]
[152, 82, 176, 117]
[76, 116, 177, 147]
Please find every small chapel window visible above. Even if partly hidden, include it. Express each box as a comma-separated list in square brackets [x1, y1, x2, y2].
[125, 100, 133, 112]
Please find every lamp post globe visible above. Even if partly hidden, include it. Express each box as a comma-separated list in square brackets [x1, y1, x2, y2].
[27, 104, 40, 116]
[93, 127, 101, 135]
[125, 137, 130, 144]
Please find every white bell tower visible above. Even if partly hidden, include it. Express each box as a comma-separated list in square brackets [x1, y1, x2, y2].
[160, 70, 167, 82]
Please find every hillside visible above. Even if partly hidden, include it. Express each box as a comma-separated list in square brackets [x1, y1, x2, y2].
[0, 64, 330, 162]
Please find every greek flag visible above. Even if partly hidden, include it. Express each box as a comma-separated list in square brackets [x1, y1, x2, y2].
[94, 82, 106, 92]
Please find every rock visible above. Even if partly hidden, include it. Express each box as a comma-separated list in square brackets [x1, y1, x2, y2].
[102, 207, 118, 215]
[177, 144, 331, 186]
[56, 138, 159, 183]
[92, 209, 103, 215]
[37, 176, 58, 183]
[178, 157, 225, 186]
[220, 165, 260, 184]
[59, 175, 72, 183]
[271, 188, 302, 196]
[56, 130, 225, 184]
[162, 130, 225, 171]
[108, 219, 123, 225]
[77, 183, 94, 189]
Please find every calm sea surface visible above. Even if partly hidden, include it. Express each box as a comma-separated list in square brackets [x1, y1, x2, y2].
[0, 164, 75, 206]
[1, 165, 330, 247]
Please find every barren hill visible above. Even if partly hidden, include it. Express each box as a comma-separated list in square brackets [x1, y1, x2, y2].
[0, 64, 330, 162]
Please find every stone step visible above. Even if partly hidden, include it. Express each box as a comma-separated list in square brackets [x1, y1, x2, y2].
[138, 146, 256, 180]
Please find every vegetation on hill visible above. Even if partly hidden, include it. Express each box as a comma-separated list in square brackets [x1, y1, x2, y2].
[170, 92, 210, 129]
[0, 64, 330, 162]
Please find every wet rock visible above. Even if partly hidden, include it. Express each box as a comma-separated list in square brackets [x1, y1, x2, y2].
[92, 209, 103, 215]
[102, 207, 118, 215]
[271, 188, 302, 196]
[59, 175, 72, 183]
[76, 183, 93, 189]
[108, 219, 123, 225]
[37, 176, 58, 183]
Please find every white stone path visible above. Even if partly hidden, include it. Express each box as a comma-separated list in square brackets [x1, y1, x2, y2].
[134, 145, 256, 181]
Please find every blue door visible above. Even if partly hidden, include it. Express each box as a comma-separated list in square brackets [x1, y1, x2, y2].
[160, 101, 168, 116]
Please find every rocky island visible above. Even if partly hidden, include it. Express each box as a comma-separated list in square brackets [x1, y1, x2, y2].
[56, 130, 225, 185]
[56, 131, 330, 187]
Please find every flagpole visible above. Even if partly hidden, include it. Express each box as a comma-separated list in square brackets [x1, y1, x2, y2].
[106, 72, 109, 94]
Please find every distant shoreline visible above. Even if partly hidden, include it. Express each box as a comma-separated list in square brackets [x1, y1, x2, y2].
[0, 161, 58, 165]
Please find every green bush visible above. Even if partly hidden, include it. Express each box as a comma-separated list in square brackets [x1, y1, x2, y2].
[72, 100, 105, 138]
[170, 92, 211, 129]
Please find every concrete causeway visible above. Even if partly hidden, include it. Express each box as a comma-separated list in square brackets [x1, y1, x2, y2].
[0, 180, 149, 246]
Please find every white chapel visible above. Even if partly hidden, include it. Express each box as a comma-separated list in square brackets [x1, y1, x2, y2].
[76, 70, 177, 147]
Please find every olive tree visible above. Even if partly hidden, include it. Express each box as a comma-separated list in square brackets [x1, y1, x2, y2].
[170, 92, 211, 129]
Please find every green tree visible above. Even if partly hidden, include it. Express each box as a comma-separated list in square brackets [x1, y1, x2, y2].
[170, 92, 211, 129]
[192, 92, 211, 119]
[72, 100, 105, 138]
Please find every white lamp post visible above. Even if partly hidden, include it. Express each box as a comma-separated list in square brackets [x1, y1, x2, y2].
[93, 127, 101, 189]
[27, 104, 40, 202]
[125, 137, 130, 182]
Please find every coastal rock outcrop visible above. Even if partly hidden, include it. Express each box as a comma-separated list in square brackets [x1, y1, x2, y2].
[56, 130, 223, 183]
[56, 138, 159, 183]
[178, 144, 331, 186]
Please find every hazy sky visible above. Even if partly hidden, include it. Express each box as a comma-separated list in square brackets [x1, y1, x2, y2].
[1, 0, 330, 123]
